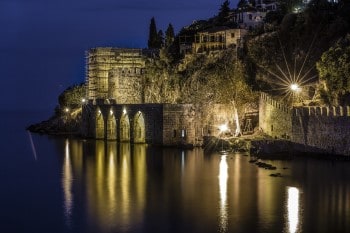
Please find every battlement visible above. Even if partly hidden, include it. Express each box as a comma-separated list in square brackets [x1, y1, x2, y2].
[260, 92, 291, 113]
[293, 106, 350, 117]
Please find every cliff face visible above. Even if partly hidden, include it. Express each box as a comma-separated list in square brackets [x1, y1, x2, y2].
[27, 84, 85, 135]
[145, 48, 258, 111]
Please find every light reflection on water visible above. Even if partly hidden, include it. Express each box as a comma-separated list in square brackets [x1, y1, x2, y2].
[59, 138, 350, 233]
[286, 187, 301, 233]
[62, 139, 73, 228]
[218, 155, 228, 233]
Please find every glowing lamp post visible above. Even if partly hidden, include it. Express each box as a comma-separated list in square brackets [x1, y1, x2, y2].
[290, 83, 301, 105]
[218, 124, 229, 154]
[290, 83, 301, 92]
[219, 124, 228, 134]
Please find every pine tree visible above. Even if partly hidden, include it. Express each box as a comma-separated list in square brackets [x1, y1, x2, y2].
[237, 0, 247, 9]
[217, 0, 231, 25]
[157, 30, 164, 48]
[165, 24, 175, 47]
[148, 17, 159, 49]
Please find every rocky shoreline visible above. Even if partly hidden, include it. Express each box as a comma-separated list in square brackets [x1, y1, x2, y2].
[27, 113, 81, 136]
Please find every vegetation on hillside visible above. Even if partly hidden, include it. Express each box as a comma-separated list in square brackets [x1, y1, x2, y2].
[245, 0, 349, 104]
[317, 35, 350, 105]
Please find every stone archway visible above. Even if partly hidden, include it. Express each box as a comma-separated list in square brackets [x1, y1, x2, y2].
[96, 108, 105, 139]
[133, 111, 145, 143]
[107, 109, 117, 140]
[120, 113, 130, 142]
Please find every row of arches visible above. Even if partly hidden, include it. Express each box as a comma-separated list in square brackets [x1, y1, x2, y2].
[96, 108, 146, 143]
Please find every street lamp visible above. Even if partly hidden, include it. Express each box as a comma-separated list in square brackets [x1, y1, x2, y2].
[290, 83, 301, 92]
[219, 124, 228, 134]
[290, 83, 302, 105]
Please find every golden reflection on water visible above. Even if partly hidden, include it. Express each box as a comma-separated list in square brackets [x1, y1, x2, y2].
[60, 140, 350, 233]
[71, 141, 147, 232]
[285, 187, 301, 233]
[219, 155, 228, 233]
[107, 142, 117, 223]
[62, 139, 73, 227]
[120, 143, 131, 225]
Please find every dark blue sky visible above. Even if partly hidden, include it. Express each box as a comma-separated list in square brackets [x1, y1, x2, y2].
[0, 0, 238, 112]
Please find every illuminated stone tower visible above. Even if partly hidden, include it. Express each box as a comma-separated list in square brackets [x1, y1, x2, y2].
[86, 47, 146, 103]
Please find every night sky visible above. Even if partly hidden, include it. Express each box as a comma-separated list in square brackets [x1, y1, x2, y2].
[1, 0, 239, 112]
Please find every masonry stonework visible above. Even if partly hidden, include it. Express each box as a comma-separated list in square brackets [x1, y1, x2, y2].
[259, 93, 292, 139]
[259, 93, 350, 156]
[292, 106, 350, 155]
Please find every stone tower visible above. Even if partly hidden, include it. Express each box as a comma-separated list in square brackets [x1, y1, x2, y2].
[86, 47, 146, 103]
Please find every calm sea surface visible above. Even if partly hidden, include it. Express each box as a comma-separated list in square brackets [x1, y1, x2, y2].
[1, 111, 350, 233]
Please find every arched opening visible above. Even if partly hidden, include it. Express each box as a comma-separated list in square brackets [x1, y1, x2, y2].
[107, 109, 117, 140]
[134, 111, 146, 143]
[96, 108, 105, 139]
[120, 113, 130, 142]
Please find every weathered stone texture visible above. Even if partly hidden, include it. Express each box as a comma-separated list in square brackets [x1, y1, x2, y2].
[86, 47, 145, 103]
[260, 93, 350, 155]
[259, 93, 292, 138]
[292, 106, 350, 155]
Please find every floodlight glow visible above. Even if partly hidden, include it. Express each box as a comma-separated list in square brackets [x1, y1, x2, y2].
[65, 108, 70, 113]
[82, 98, 86, 103]
[290, 83, 300, 92]
[123, 108, 127, 114]
[219, 124, 228, 133]
[110, 110, 113, 115]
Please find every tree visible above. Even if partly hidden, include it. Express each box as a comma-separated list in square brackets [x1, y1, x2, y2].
[157, 30, 164, 48]
[237, 0, 247, 9]
[165, 23, 175, 47]
[148, 17, 159, 49]
[316, 34, 350, 105]
[217, 0, 231, 25]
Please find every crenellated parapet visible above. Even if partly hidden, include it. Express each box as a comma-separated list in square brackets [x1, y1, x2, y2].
[259, 92, 350, 155]
[293, 106, 350, 117]
[260, 92, 291, 113]
[259, 92, 292, 139]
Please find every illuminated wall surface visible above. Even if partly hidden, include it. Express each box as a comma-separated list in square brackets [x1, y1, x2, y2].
[61, 139, 350, 232]
[86, 48, 145, 102]
[81, 103, 237, 146]
[260, 93, 350, 155]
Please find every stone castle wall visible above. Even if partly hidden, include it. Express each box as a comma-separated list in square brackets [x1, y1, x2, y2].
[259, 93, 292, 139]
[162, 104, 198, 146]
[86, 47, 146, 103]
[259, 92, 350, 156]
[292, 106, 350, 155]
[81, 102, 236, 147]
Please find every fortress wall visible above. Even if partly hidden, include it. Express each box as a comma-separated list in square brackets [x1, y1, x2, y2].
[292, 106, 350, 155]
[259, 93, 292, 138]
[86, 47, 146, 103]
[163, 104, 198, 146]
[259, 93, 350, 155]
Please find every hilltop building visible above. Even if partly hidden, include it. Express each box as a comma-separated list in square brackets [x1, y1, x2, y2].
[180, 27, 247, 55]
[192, 27, 247, 53]
[233, 0, 278, 29]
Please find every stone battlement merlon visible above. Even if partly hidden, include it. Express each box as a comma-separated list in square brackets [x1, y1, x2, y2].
[260, 92, 291, 113]
[293, 106, 350, 117]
